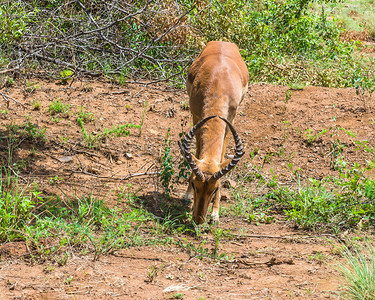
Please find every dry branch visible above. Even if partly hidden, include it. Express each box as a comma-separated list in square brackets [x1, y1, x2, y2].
[3, 1, 197, 83]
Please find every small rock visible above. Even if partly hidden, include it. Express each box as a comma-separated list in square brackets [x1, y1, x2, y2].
[58, 156, 73, 163]
[125, 153, 133, 159]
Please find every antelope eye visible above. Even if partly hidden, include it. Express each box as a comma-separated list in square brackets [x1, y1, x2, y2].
[212, 187, 219, 195]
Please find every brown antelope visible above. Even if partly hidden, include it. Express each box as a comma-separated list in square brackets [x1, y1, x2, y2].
[179, 41, 249, 224]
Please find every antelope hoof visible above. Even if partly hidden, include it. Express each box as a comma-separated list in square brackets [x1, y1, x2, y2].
[211, 211, 220, 223]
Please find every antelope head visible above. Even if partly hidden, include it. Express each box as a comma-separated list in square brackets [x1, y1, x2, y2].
[178, 115, 244, 224]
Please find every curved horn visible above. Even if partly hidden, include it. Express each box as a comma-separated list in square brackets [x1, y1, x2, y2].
[210, 116, 244, 182]
[178, 115, 217, 182]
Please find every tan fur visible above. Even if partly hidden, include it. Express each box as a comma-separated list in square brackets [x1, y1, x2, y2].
[185, 41, 249, 224]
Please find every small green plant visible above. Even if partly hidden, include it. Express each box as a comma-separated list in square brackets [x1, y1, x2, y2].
[169, 293, 183, 299]
[56, 251, 70, 266]
[48, 98, 70, 115]
[63, 275, 74, 285]
[285, 90, 292, 103]
[25, 80, 40, 94]
[160, 128, 174, 199]
[180, 100, 189, 110]
[31, 99, 41, 110]
[308, 251, 325, 263]
[59, 69, 74, 85]
[146, 264, 164, 283]
[304, 128, 328, 144]
[76, 105, 95, 123]
[5, 77, 15, 87]
[49, 175, 63, 185]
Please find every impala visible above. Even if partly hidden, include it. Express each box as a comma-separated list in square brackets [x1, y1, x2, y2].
[179, 41, 249, 224]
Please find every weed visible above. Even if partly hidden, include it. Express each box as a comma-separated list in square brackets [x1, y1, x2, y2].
[3, 119, 46, 164]
[31, 99, 41, 110]
[4, 77, 14, 87]
[49, 175, 63, 185]
[180, 100, 189, 110]
[76, 105, 95, 123]
[304, 128, 328, 144]
[63, 275, 74, 285]
[146, 263, 164, 283]
[169, 293, 183, 299]
[160, 128, 174, 199]
[48, 98, 70, 115]
[25, 81, 40, 94]
[284, 90, 292, 103]
[58, 69, 74, 85]
[59, 136, 69, 144]
[308, 251, 325, 264]
[56, 251, 70, 266]
[77, 117, 140, 149]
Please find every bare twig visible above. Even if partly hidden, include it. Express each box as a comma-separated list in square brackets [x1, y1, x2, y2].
[0, 92, 26, 108]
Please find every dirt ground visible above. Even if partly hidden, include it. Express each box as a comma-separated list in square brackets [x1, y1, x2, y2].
[0, 77, 375, 299]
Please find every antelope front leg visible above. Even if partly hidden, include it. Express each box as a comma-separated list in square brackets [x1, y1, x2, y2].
[184, 175, 194, 207]
[211, 189, 221, 222]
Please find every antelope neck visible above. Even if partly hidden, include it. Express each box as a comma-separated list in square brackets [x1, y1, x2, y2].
[198, 118, 226, 165]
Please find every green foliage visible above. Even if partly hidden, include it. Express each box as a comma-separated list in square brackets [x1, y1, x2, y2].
[267, 167, 375, 232]
[4, 118, 46, 165]
[0, 2, 31, 44]
[0, 169, 44, 241]
[338, 244, 375, 299]
[0, 0, 374, 90]
[189, 0, 374, 89]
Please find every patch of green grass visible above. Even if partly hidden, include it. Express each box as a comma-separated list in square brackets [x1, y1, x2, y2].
[318, 0, 375, 37]
[266, 165, 375, 232]
[77, 117, 140, 149]
[0, 169, 44, 242]
[338, 243, 375, 299]
[3, 118, 46, 164]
